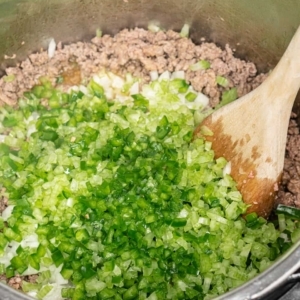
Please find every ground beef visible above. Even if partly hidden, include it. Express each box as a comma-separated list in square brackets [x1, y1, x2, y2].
[0, 27, 299, 291]
[0, 188, 8, 213]
[276, 113, 300, 208]
[0, 27, 266, 108]
[0, 274, 38, 291]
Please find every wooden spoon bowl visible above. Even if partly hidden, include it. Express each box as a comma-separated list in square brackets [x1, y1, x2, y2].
[194, 26, 300, 218]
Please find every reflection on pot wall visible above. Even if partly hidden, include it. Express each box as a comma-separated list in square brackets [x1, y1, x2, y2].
[0, 0, 300, 73]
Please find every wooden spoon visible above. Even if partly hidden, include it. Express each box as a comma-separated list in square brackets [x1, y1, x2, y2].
[194, 26, 300, 218]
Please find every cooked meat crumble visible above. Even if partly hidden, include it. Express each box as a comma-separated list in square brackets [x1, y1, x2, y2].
[0, 28, 267, 108]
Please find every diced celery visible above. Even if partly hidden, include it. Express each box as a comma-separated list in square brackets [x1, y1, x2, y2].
[190, 60, 211, 71]
[3, 74, 15, 83]
[180, 24, 190, 37]
[216, 75, 229, 87]
[0, 69, 294, 300]
[96, 28, 102, 37]
[36, 284, 53, 300]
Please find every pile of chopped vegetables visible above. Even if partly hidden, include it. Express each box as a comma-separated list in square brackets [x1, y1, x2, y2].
[0, 70, 300, 300]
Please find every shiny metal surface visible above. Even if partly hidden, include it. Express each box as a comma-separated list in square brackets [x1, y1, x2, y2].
[0, 0, 300, 73]
[217, 239, 300, 300]
[0, 0, 300, 299]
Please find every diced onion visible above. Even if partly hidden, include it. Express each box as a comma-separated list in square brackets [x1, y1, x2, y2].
[129, 81, 139, 95]
[48, 38, 56, 59]
[223, 161, 232, 176]
[68, 86, 79, 93]
[79, 85, 89, 95]
[2, 205, 15, 221]
[158, 71, 171, 81]
[111, 75, 125, 89]
[171, 71, 185, 79]
[148, 23, 161, 33]
[178, 208, 189, 218]
[149, 71, 159, 81]
[93, 74, 111, 89]
[21, 234, 39, 249]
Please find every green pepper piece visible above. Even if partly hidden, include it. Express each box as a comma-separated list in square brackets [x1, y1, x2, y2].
[2, 116, 18, 127]
[5, 266, 15, 278]
[51, 249, 64, 267]
[276, 204, 300, 220]
[39, 130, 59, 141]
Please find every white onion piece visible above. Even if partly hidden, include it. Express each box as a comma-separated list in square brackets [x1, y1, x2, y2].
[105, 88, 114, 100]
[125, 73, 134, 83]
[48, 38, 56, 59]
[148, 23, 161, 33]
[142, 86, 156, 100]
[66, 198, 74, 207]
[49, 264, 69, 285]
[223, 161, 232, 176]
[21, 233, 39, 249]
[178, 280, 188, 291]
[126, 112, 140, 123]
[30, 112, 40, 120]
[93, 74, 111, 90]
[0, 241, 19, 266]
[149, 71, 159, 81]
[43, 284, 64, 300]
[159, 71, 171, 81]
[0, 255, 12, 267]
[24, 112, 39, 125]
[79, 85, 89, 95]
[68, 86, 79, 93]
[22, 265, 46, 276]
[27, 124, 37, 137]
[2, 205, 15, 221]
[111, 75, 125, 89]
[116, 95, 131, 103]
[0, 135, 6, 143]
[178, 208, 189, 218]
[171, 71, 185, 79]
[194, 92, 209, 107]
[129, 81, 139, 95]
[27, 291, 38, 298]
[178, 94, 186, 103]
[184, 92, 209, 110]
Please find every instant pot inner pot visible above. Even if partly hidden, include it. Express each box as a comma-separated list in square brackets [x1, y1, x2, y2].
[1, 0, 300, 299]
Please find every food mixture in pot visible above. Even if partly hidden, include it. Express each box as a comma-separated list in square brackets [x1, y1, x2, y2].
[0, 27, 299, 299]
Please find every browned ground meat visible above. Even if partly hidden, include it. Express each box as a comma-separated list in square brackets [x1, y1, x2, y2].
[0, 274, 38, 291]
[276, 113, 300, 207]
[0, 188, 8, 213]
[0, 28, 267, 108]
[0, 27, 298, 291]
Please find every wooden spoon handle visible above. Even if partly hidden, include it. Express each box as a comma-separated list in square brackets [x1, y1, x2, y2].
[264, 26, 300, 106]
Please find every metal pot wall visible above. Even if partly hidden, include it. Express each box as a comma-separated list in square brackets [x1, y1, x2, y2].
[0, 0, 300, 299]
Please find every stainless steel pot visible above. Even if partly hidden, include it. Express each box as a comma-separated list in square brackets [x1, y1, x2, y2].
[1, 0, 300, 299]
